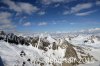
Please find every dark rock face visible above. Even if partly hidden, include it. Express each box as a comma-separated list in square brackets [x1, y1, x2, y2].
[0, 35, 4, 40]
[27, 58, 31, 62]
[91, 39, 94, 43]
[5, 33, 19, 44]
[60, 40, 94, 65]
[38, 46, 48, 51]
[0, 31, 30, 46]
[52, 42, 58, 50]
[41, 40, 50, 47]
[0, 31, 5, 35]
[0, 31, 6, 40]
[31, 37, 39, 47]
[0, 57, 4, 66]
[84, 40, 88, 43]
[63, 40, 79, 63]
[0, 31, 51, 51]
[22, 61, 26, 66]
[64, 45, 79, 65]
[38, 39, 50, 51]
[65, 45, 78, 59]
[20, 50, 26, 57]
[18, 36, 30, 46]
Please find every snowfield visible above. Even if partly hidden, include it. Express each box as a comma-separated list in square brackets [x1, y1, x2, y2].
[78, 48, 100, 66]
[0, 32, 100, 66]
[66, 34, 100, 66]
[0, 40, 65, 66]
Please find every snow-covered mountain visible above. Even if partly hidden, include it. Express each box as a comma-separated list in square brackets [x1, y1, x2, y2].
[0, 31, 100, 66]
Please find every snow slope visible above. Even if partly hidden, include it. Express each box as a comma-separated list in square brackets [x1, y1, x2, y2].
[0, 40, 65, 66]
[78, 47, 100, 66]
[0, 32, 100, 66]
[68, 35, 100, 48]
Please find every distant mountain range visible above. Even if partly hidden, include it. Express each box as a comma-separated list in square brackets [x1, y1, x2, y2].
[0, 30, 100, 66]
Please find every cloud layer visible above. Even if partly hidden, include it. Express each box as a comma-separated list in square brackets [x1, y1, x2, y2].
[0, 0, 100, 32]
[23, 22, 31, 26]
[63, 2, 96, 16]
[0, 12, 16, 30]
[37, 22, 48, 26]
[2, 0, 39, 14]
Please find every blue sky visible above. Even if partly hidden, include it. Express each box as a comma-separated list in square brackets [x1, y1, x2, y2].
[0, 0, 100, 32]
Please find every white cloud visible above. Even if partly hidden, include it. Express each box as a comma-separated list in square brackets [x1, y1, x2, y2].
[71, 3, 93, 13]
[0, 24, 16, 30]
[88, 28, 100, 32]
[23, 22, 31, 26]
[53, 0, 65, 2]
[63, 10, 70, 15]
[38, 22, 47, 26]
[0, 12, 12, 24]
[96, 1, 100, 5]
[75, 10, 97, 16]
[52, 20, 67, 24]
[79, 28, 100, 33]
[41, 0, 51, 5]
[63, 3, 94, 15]
[41, 0, 75, 5]
[54, 4, 60, 7]
[38, 11, 45, 15]
[18, 3, 39, 14]
[0, 12, 16, 30]
[2, 0, 39, 14]
[70, 23, 75, 25]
